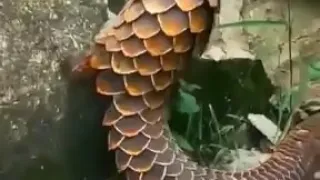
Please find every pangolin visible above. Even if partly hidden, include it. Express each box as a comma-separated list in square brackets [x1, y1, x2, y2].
[70, 0, 320, 179]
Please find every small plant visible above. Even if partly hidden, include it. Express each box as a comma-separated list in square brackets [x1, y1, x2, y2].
[172, 79, 248, 166]
[170, 17, 320, 170]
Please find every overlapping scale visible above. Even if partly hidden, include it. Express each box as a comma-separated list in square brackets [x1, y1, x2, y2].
[121, 36, 147, 57]
[109, 128, 125, 150]
[143, 32, 173, 56]
[157, 7, 189, 36]
[188, 6, 208, 33]
[259, 162, 285, 179]
[120, 134, 151, 156]
[134, 53, 162, 76]
[102, 104, 122, 126]
[177, 169, 195, 180]
[94, 28, 109, 45]
[163, 129, 175, 141]
[175, 0, 204, 11]
[147, 135, 168, 153]
[124, 1, 145, 23]
[132, 13, 161, 39]
[142, 0, 176, 14]
[105, 35, 122, 52]
[111, 52, 136, 74]
[124, 73, 154, 96]
[292, 129, 311, 140]
[143, 121, 164, 139]
[114, 115, 146, 137]
[166, 161, 184, 176]
[112, 14, 125, 29]
[257, 168, 277, 180]
[143, 90, 167, 109]
[173, 31, 193, 53]
[155, 147, 175, 166]
[96, 70, 125, 95]
[278, 140, 303, 156]
[116, 148, 132, 171]
[257, 166, 281, 180]
[176, 152, 188, 162]
[194, 167, 207, 177]
[205, 169, 220, 179]
[113, 93, 148, 116]
[141, 164, 167, 180]
[184, 160, 198, 170]
[151, 71, 174, 91]
[118, 0, 136, 15]
[194, 177, 205, 180]
[283, 134, 306, 148]
[160, 52, 181, 71]
[88, 0, 320, 180]
[266, 156, 301, 179]
[126, 169, 141, 180]
[114, 23, 134, 41]
[140, 107, 163, 124]
[129, 149, 158, 172]
[89, 44, 112, 69]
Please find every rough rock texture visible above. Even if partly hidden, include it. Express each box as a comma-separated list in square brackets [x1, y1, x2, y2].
[0, 0, 124, 179]
[203, 0, 320, 91]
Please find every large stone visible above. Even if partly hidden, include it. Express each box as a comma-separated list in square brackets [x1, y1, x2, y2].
[0, 0, 124, 179]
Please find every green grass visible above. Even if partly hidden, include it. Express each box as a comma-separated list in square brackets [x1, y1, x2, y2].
[170, 18, 320, 169]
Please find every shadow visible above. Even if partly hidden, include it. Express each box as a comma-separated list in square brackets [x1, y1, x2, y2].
[185, 58, 274, 121]
[0, 57, 117, 180]
[56, 0, 128, 178]
[107, 0, 126, 13]
[58, 56, 116, 180]
[169, 58, 275, 153]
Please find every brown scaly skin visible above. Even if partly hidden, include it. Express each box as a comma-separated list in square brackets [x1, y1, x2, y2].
[70, 0, 320, 179]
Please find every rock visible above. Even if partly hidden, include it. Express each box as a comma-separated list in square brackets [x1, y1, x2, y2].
[0, 0, 124, 179]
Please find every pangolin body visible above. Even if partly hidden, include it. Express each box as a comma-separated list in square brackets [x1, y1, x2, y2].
[72, 0, 320, 179]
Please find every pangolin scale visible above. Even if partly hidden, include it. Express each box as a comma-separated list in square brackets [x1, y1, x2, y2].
[71, 0, 320, 179]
